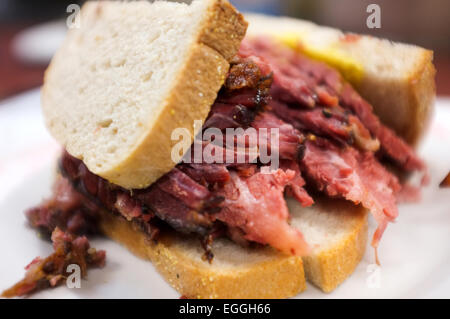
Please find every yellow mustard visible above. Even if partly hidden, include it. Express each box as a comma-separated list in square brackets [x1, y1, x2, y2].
[275, 32, 364, 84]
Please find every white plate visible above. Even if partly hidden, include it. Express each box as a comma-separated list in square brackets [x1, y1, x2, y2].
[1, 90, 450, 298]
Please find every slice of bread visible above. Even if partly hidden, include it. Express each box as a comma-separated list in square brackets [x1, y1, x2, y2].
[245, 14, 435, 146]
[42, 0, 247, 189]
[99, 197, 367, 298]
[287, 198, 368, 293]
[99, 209, 306, 299]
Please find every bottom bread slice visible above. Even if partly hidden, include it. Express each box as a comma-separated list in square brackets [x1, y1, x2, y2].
[99, 197, 368, 298]
[288, 198, 368, 293]
[99, 210, 306, 299]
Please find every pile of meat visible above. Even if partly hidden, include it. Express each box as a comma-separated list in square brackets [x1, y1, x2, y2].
[26, 38, 426, 264]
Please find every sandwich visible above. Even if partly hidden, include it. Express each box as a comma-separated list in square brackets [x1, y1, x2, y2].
[3, 0, 435, 298]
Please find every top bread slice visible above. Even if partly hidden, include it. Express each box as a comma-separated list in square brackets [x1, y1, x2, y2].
[245, 14, 436, 146]
[42, 0, 247, 189]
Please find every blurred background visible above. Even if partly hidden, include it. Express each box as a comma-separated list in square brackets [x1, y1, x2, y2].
[0, 0, 449, 101]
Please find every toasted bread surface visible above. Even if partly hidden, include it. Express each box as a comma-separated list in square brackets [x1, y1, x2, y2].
[42, 0, 247, 189]
[245, 13, 435, 145]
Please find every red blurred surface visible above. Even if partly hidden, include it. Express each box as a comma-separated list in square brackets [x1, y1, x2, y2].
[0, 24, 449, 101]
[0, 24, 47, 101]
[434, 53, 450, 97]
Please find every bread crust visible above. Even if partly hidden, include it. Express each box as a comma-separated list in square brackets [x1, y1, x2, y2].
[99, 210, 306, 299]
[355, 50, 436, 146]
[407, 53, 436, 146]
[199, 0, 248, 61]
